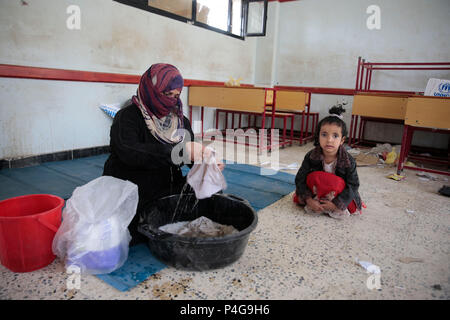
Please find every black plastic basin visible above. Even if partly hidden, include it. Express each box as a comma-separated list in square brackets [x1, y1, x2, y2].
[137, 193, 258, 271]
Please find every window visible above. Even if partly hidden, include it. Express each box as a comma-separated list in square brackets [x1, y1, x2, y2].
[196, 0, 230, 32]
[246, 0, 268, 36]
[113, 0, 267, 39]
[147, 0, 192, 19]
[231, 0, 243, 35]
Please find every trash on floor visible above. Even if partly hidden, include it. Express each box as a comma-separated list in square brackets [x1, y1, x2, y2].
[351, 143, 402, 167]
[384, 147, 398, 164]
[356, 259, 381, 274]
[398, 257, 424, 264]
[346, 148, 361, 156]
[405, 209, 415, 214]
[438, 185, 450, 197]
[355, 153, 380, 167]
[387, 173, 406, 181]
[369, 143, 394, 155]
[416, 171, 438, 181]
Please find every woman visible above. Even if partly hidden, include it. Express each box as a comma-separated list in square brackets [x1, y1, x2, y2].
[103, 63, 223, 244]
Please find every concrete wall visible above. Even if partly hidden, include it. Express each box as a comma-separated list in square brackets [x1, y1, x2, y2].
[273, 0, 450, 147]
[276, 0, 450, 89]
[254, 1, 280, 87]
[0, 0, 256, 159]
[1, 0, 449, 159]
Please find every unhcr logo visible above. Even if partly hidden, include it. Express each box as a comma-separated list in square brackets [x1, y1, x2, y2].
[434, 82, 450, 97]
[438, 82, 450, 93]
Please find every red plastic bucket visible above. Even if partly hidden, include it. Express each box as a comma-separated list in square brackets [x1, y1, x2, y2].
[0, 194, 64, 272]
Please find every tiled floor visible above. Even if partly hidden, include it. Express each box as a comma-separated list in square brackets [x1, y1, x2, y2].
[1, 142, 449, 300]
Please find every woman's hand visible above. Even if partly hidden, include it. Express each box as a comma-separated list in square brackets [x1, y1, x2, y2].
[185, 142, 225, 171]
[185, 141, 204, 162]
[306, 198, 324, 213]
[216, 160, 225, 171]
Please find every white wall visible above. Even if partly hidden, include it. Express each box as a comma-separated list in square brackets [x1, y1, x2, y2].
[1, 0, 450, 159]
[276, 0, 450, 89]
[272, 0, 450, 147]
[254, 1, 280, 87]
[0, 0, 256, 159]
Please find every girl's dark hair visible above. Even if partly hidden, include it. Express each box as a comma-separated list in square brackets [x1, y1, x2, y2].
[313, 104, 348, 146]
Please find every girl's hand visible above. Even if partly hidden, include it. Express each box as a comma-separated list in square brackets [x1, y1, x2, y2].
[306, 198, 324, 213]
[319, 200, 338, 212]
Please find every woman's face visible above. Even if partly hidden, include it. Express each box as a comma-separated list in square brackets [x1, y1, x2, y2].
[319, 123, 345, 158]
[163, 89, 181, 99]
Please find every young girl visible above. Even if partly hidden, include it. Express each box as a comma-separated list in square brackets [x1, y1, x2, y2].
[294, 105, 364, 219]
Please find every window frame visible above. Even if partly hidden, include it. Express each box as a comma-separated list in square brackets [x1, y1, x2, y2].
[245, 0, 268, 37]
[113, 0, 267, 40]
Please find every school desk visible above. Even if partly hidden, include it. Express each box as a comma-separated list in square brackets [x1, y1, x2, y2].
[188, 85, 295, 151]
[397, 96, 450, 176]
[349, 92, 409, 146]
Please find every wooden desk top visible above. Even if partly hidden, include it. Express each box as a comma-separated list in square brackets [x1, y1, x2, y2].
[188, 86, 267, 112]
[404, 96, 450, 129]
[352, 93, 408, 120]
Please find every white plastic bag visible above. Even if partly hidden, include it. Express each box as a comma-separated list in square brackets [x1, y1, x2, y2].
[187, 148, 227, 199]
[52, 176, 138, 274]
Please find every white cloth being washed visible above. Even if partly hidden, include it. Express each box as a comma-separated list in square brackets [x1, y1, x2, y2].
[186, 147, 227, 199]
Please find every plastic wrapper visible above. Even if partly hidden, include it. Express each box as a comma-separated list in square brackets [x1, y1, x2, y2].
[357, 259, 381, 274]
[52, 176, 138, 274]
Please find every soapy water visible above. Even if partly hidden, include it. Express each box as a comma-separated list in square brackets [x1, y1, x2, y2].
[166, 183, 238, 238]
[171, 182, 199, 223]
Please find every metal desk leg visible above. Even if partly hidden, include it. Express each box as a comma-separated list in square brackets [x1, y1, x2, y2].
[299, 111, 305, 144]
[349, 114, 354, 146]
[290, 114, 295, 146]
[201, 107, 204, 140]
[397, 124, 410, 175]
[215, 109, 219, 130]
